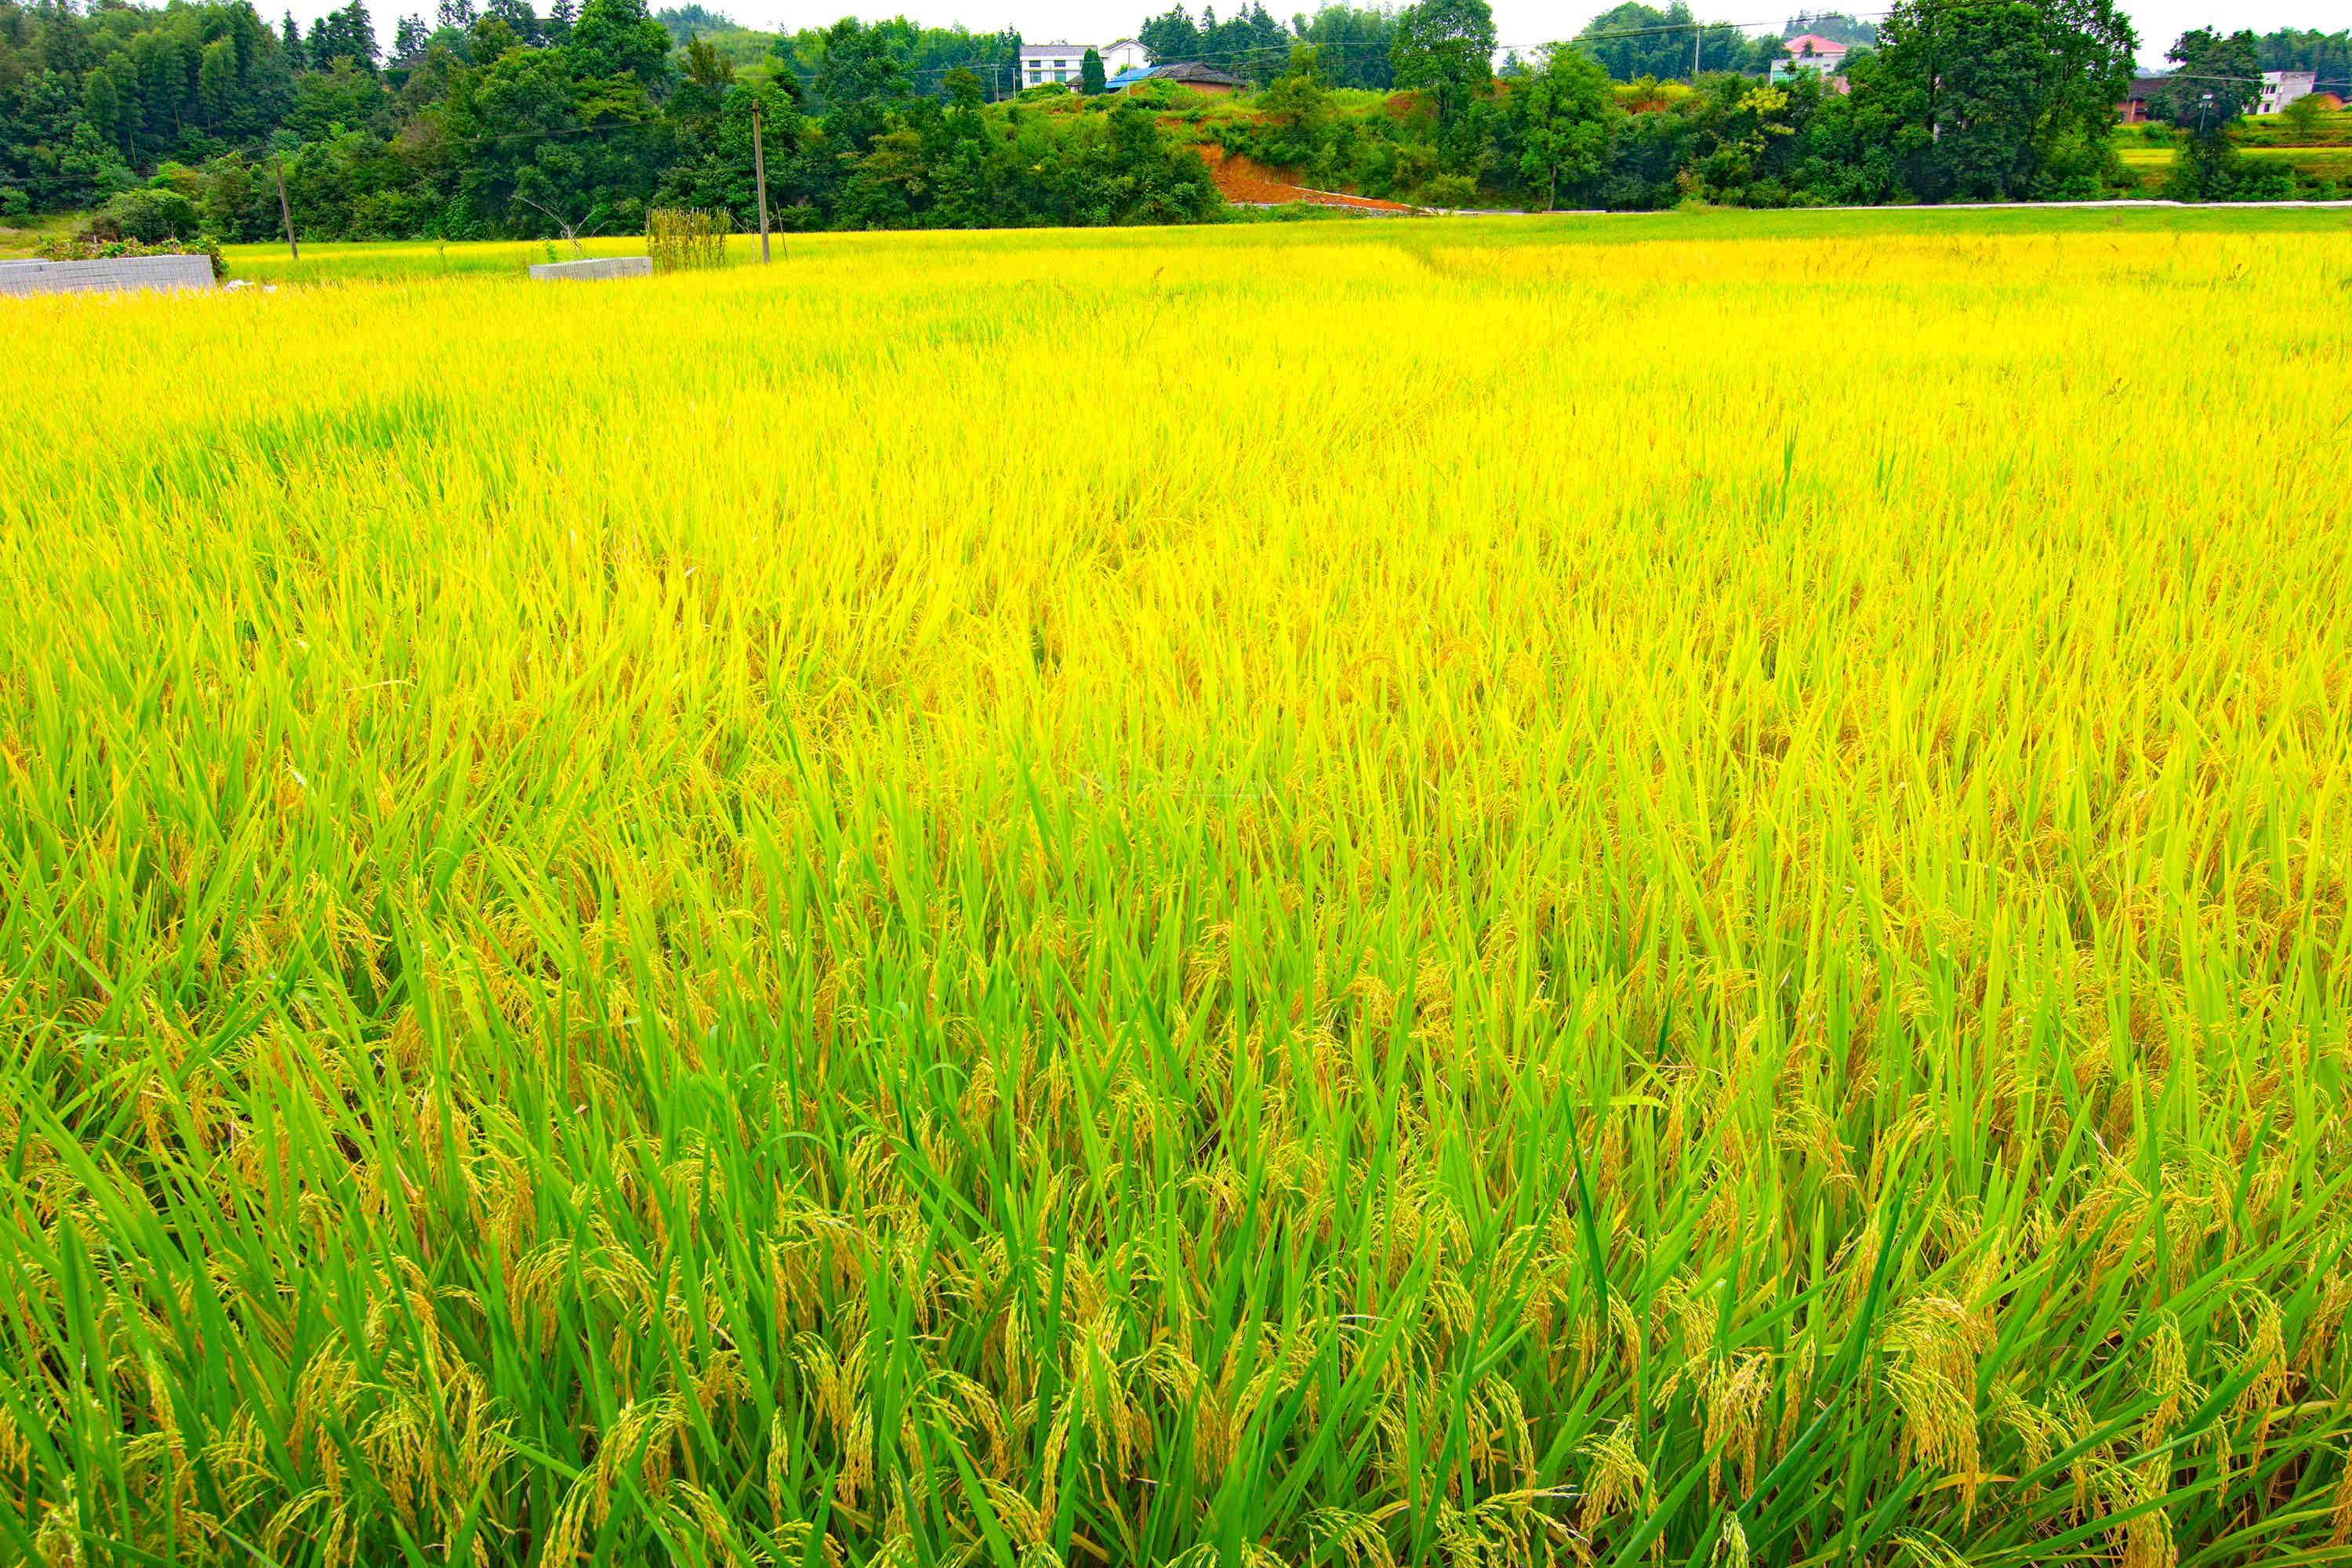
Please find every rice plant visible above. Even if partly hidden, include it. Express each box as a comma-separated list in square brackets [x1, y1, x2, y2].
[647, 207, 731, 274]
[1, 214, 2347, 1568]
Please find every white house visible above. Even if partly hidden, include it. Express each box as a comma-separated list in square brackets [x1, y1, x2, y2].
[1768, 32, 1849, 83]
[1019, 42, 1087, 87]
[1018, 39, 1148, 87]
[2258, 70, 2318, 115]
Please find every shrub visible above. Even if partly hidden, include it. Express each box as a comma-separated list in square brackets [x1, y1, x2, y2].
[34, 230, 227, 278]
[85, 187, 205, 245]
[1417, 171, 1479, 207]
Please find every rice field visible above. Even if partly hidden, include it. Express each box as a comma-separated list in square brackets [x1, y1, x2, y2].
[3, 212, 2350, 1568]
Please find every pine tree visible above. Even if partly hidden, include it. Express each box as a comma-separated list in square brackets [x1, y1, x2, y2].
[342, 0, 381, 67]
[485, 0, 540, 44]
[544, 0, 575, 41]
[81, 69, 122, 153]
[393, 13, 430, 61]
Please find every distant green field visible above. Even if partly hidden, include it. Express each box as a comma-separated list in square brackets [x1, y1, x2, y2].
[2117, 144, 2352, 183]
[215, 203, 2352, 285]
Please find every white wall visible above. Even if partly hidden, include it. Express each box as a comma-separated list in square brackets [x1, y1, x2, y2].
[0, 254, 216, 297]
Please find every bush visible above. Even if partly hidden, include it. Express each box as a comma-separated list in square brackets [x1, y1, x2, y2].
[85, 187, 205, 245]
[36, 231, 227, 279]
[1417, 172, 1479, 207]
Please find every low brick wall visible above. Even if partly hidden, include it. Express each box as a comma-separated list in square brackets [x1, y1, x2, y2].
[528, 256, 653, 282]
[0, 253, 218, 297]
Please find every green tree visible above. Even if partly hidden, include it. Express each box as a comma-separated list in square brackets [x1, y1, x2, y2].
[1513, 42, 1614, 207]
[1138, 5, 1204, 64]
[1294, 4, 1396, 89]
[392, 14, 433, 64]
[811, 18, 913, 152]
[563, 0, 672, 85]
[82, 67, 123, 154]
[1577, 2, 1772, 81]
[1867, 0, 2134, 201]
[1080, 47, 1105, 93]
[2154, 28, 2258, 198]
[1257, 43, 1332, 169]
[1390, 0, 1494, 129]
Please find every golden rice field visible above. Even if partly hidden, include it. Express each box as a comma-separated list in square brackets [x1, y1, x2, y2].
[3, 211, 2350, 1568]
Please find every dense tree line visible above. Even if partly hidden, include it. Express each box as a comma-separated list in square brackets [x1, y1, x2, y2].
[1206, 0, 2144, 208]
[0, 0, 1220, 233]
[1218, 0, 2342, 209]
[2, 0, 2339, 237]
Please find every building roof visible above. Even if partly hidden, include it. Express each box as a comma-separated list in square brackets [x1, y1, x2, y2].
[1019, 42, 1090, 56]
[1102, 37, 1140, 49]
[1105, 65, 1154, 89]
[2125, 74, 2169, 97]
[1783, 32, 1850, 54]
[1149, 60, 1246, 85]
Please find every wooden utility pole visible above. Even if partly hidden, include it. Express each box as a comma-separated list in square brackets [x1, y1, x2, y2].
[274, 155, 299, 261]
[752, 101, 771, 264]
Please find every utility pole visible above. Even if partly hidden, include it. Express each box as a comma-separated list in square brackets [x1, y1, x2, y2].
[751, 100, 771, 264]
[1693, 20, 1702, 81]
[273, 154, 299, 262]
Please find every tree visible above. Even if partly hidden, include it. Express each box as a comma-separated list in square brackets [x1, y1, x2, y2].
[1258, 43, 1332, 167]
[811, 18, 913, 152]
[1783, 9, 1878, 45]
[2154, 29, 2258, 198]
[1080, 47, 1106, 93]
[1294, 4, 1396, 89]
[2152, 28, 2259, 127]
[310, 2, 383, 70]
[1513, 42, 1615, 207]
[82, 68, 123, 154]
[564, 0, 673, 85]
[1867, 0, 2134, 200]
[1138, 6, 1203, 64]
[2251, 26, 2350, 80]
[392, 14, 432, 63]
[485, 0, 543, 45]
[1577, 3, 1773, 81]
[2279, 90, 2323, 139]
[1389, 0, 1494, 129]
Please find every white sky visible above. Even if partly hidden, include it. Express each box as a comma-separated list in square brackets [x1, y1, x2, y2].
[322, 0, 2342, 74]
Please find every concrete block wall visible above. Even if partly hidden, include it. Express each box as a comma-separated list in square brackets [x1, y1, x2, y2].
[529, 256, 653, 281]
[0, 253, 218, 297]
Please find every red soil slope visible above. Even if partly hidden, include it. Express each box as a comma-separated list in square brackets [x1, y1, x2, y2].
[1192, 144, 1419, 212]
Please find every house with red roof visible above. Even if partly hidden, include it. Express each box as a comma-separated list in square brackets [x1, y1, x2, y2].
[1769, 33, 1851, 84]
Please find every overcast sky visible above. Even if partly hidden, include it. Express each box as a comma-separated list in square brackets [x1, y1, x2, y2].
[321, 0, 2343, 74]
